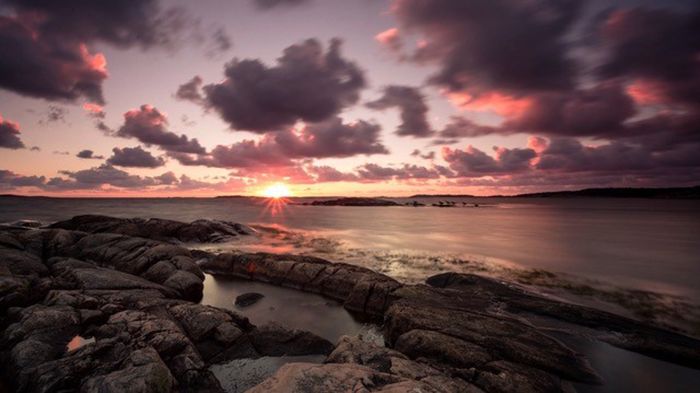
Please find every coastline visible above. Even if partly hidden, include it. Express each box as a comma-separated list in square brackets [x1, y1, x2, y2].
[1, 215, 699, 392]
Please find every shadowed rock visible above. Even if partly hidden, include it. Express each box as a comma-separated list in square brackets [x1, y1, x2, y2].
[203, 249, 700, 392]
[426, 272, 700, 370]
[50, 215, 254, 244]
[0, 224, 337, 393]
[202, 252, 400, 316]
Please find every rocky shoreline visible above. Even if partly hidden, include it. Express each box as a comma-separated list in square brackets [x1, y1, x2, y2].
[2, 215, 699, 392]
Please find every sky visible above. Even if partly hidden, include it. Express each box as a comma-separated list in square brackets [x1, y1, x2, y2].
[0, 0, 698, 197]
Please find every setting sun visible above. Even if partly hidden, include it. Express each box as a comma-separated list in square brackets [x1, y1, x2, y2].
[262, 183, 292, 199]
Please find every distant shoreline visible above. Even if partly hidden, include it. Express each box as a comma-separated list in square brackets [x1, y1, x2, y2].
[1, 185, 699, 200]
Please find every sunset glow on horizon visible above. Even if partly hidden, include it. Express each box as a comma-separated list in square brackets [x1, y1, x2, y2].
[261, 183, 292, 199]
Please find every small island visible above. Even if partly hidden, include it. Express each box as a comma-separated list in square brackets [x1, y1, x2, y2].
[308, 197, 400, 206]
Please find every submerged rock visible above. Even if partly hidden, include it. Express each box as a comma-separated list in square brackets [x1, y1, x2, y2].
[235, 292, 264, 307]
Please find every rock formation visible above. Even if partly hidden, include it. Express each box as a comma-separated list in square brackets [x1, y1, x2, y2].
[2, 215, 700, 392]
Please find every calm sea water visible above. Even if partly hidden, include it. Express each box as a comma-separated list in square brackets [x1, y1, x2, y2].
[1, 196, 699, 300]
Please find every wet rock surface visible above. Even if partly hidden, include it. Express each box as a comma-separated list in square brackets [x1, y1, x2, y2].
[202, 248, 700, 392]
[49, 215, 254, 244]
[203, 252, 401, 317]
[2, 216, 700, 392]
[0, 223, 331, 393]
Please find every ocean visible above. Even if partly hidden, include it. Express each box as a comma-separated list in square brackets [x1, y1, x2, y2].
[2, 195, 698, 300]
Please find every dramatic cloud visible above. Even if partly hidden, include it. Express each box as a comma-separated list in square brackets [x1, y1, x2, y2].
[305, 163, 446, 183]
[0, 169, 45, 189]
[172, 116, 387, 168]
[357, 163, 442, 181]
[253, 0, 311, 10]
[107, 146, 165, 168]
[0, 115, 25, 149]
[203, 38, 366, 132]
[1, 165, 244, 192]
[306, 165, 359, 182]
[3, 0, 188, 48]
[438, 116, 498, 139]
[389, 0, 582, 95]
[273, 117, 387, 158]
[76, 149, 104, 160]
[390, 1, 699, 153]
[442, 145, 537, 177]
[0, 18, 108, 103]
[116, 105, 206, 154]
[55, 165, 161, 189]
[367, 85, 434, 137]
[595, 6, 700, 108]
[0, 0, 192, 103]
[501, 83, 636, 137]
[175, 76, 204, 104]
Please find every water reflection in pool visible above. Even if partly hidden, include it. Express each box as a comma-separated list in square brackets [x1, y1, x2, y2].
[201, 274, 382, 343]
[200, 274, 383, 393]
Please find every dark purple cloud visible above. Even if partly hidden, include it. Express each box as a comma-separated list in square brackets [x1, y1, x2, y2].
[438, 116, 499, 139]
[0, 169, 45, 189]
[172, 116, 387, 168]
[0, 1, 234, 106]
[355, 163, 442, 181]
[116, 105, 206, 154]
[203, 38, 366, 132]
[274, 116, 387, 158]
[45, 165, 230, 191]
[107, 146, 165, 168]
[76, 149, 104, 159]
[304, 163, 445, 183]
[0, 0, 193, 103]
[0, 115, 25, 149]
[442, 145, 537, 177]
[595, 6, 700, 108]
[367, 85, 434, 137]
[175, 76, 204, 104]
[0, 16, 108, 103]
[1, 165, 238, 192]
[391, 1, 700, 154]
[535, 138, 700, 173]
[4, 0, 189, 49]
[390, 0, 582, 95]
[52, 164, 165, 189]
[253, 0, 311, 10]
[433, 133, 700, 189]
[502, 82, 637, 136]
